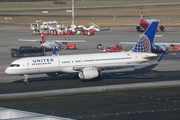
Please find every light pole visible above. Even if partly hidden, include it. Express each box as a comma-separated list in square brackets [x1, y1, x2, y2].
[72, 0, 74, 26]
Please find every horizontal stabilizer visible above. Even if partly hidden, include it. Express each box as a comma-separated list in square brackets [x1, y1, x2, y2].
[140, 35, 163, 37]
[157, 52, 164, 63]
[122, 63, 158, 75]
[18, 39, 86, 43]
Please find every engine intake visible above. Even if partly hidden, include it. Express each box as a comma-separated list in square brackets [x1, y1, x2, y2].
[159, 25, 165, 31]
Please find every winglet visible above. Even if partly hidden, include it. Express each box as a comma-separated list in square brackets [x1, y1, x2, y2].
[157, 52, 164, 63]
[52, 46, 56, 56]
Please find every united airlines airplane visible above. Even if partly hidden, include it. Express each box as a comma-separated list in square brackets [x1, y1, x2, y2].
[5, 21, 162, 85]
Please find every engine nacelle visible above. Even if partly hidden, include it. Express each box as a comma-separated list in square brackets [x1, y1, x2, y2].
[151, 44, 168, 53]
[46, 72, 62, 76]
[78, 68, 99, 79]
[136, 26, 141, 31]
[136, 26, 144, 32]
[159, 25, 165, 31]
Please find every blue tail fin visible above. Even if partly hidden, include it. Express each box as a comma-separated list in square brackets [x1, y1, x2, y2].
[52, 46, 56, 56]
[131, 21, 158, 53]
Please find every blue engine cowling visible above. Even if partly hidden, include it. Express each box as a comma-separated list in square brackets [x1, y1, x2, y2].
[151, 44, 168, 53]
[159, 25, 165, 31]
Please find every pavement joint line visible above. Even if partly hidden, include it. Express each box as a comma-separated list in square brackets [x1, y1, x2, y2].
[0, 80, 180, 99]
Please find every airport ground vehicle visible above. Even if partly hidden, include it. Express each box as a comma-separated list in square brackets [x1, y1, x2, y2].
[100, 44, 122, 52]
[108, 44, 122, 52]
[30, 22, 102, 36]
[171, 45, 180, 52]
[97, 44, 102, 49]
[66, 43, 76, 49]
[30, 23, 40, 35]
[11, 46, 45, 57]
[101, 46, 107, 52]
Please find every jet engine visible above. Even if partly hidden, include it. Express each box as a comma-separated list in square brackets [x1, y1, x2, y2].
[78, 68, 100, 79]
[159, 25, 165, 31]
[46, 72, 63, 76]
[151, 45, 168, 53]
[136, 26, 144, 32]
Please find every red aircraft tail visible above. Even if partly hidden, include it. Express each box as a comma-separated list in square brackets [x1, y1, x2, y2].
[41, 34, 45, 44]
[140, 8, 143, 20]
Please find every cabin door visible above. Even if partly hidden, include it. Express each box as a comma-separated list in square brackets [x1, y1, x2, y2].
[26, 60, 30, 69]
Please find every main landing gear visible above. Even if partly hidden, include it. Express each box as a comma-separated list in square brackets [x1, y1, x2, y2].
[23, 75, 30, 85]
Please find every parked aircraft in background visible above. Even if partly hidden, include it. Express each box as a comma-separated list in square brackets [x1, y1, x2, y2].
[18, 34, 86, 51]
[136, 8, 165, 32]
[5, 21, 163, 85]
[119, 41, 180, 53]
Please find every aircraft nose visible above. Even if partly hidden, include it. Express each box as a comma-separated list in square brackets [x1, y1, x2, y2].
[5, 68, 9, 74]
[5, 68, 12, 75]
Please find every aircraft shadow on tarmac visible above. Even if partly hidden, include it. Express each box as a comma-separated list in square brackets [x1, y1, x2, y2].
[11, 64, 180, 84]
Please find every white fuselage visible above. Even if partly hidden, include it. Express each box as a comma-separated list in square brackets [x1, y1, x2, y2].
[146, 19, 157, 24]
[5, 52, 157, 75]
[41, 41, 62, 50]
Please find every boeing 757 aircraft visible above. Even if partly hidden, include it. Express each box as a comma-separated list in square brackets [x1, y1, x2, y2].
[5, 21, 163, 85]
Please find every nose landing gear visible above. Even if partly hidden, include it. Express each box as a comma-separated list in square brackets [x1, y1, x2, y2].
[23, 75, 30, 85]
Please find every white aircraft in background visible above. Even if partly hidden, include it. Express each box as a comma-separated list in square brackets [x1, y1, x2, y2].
[5, 21, 163, 85]
[18, 34, 86, 51]
[115, 8, 165, 32]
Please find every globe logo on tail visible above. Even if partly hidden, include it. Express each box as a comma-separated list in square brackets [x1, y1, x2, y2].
[131, 35, 151, 53]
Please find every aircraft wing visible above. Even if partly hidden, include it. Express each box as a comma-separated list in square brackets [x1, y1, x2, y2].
[155, 43, 180, 46]
[47, 40, 86, 43]
[73, 63, 150, 71]
[94, 63, 151, 71]
[120, 42, 180, 46]
[18, 39, 41, 42]
[119, 42, 136, 45]
[113, 22, 138, 26]
[140, 35, 163, 37]
[18, 39, 86, 43]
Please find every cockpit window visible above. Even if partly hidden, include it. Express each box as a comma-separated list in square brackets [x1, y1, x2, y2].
[10, 64, 20, 67]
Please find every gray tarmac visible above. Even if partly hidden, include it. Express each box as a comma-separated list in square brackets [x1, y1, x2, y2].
[0, 87, 180, 120]
[0, 23, 180, 119]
